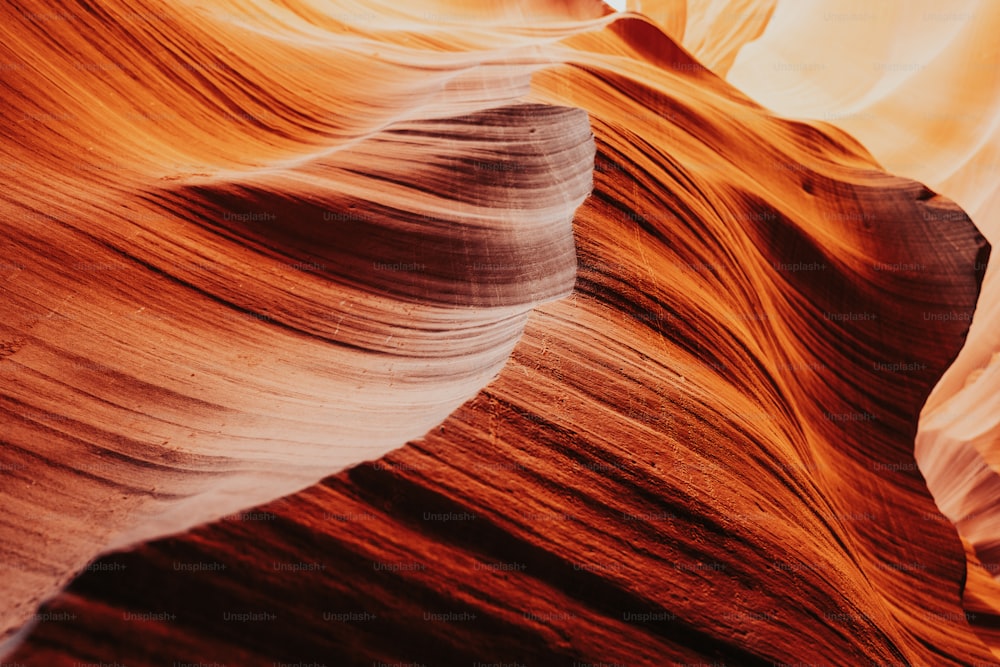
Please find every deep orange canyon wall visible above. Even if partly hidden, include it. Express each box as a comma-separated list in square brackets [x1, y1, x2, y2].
[2, 1, 999, 665]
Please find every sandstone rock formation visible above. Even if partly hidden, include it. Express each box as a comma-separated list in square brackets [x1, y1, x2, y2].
[2, 1, 997, 665]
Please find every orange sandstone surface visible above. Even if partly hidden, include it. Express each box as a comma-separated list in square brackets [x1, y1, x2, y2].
[1, 1, 997, 665]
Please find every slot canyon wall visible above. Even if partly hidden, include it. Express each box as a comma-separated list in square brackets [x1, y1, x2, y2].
[2, 1, 999, 665]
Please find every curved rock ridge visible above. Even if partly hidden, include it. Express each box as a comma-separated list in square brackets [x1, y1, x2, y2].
[1, 1, 994, 665]
[0, 0, 597, 646]
[621, 0, 777, 75]
[719, 0, 1000, 411]
[673, 0, 1000, 653]
[0, 104, 592, 642]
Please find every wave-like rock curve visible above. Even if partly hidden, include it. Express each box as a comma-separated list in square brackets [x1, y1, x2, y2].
[2, 0, 995, 665]
[0, 0, 597, 643]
